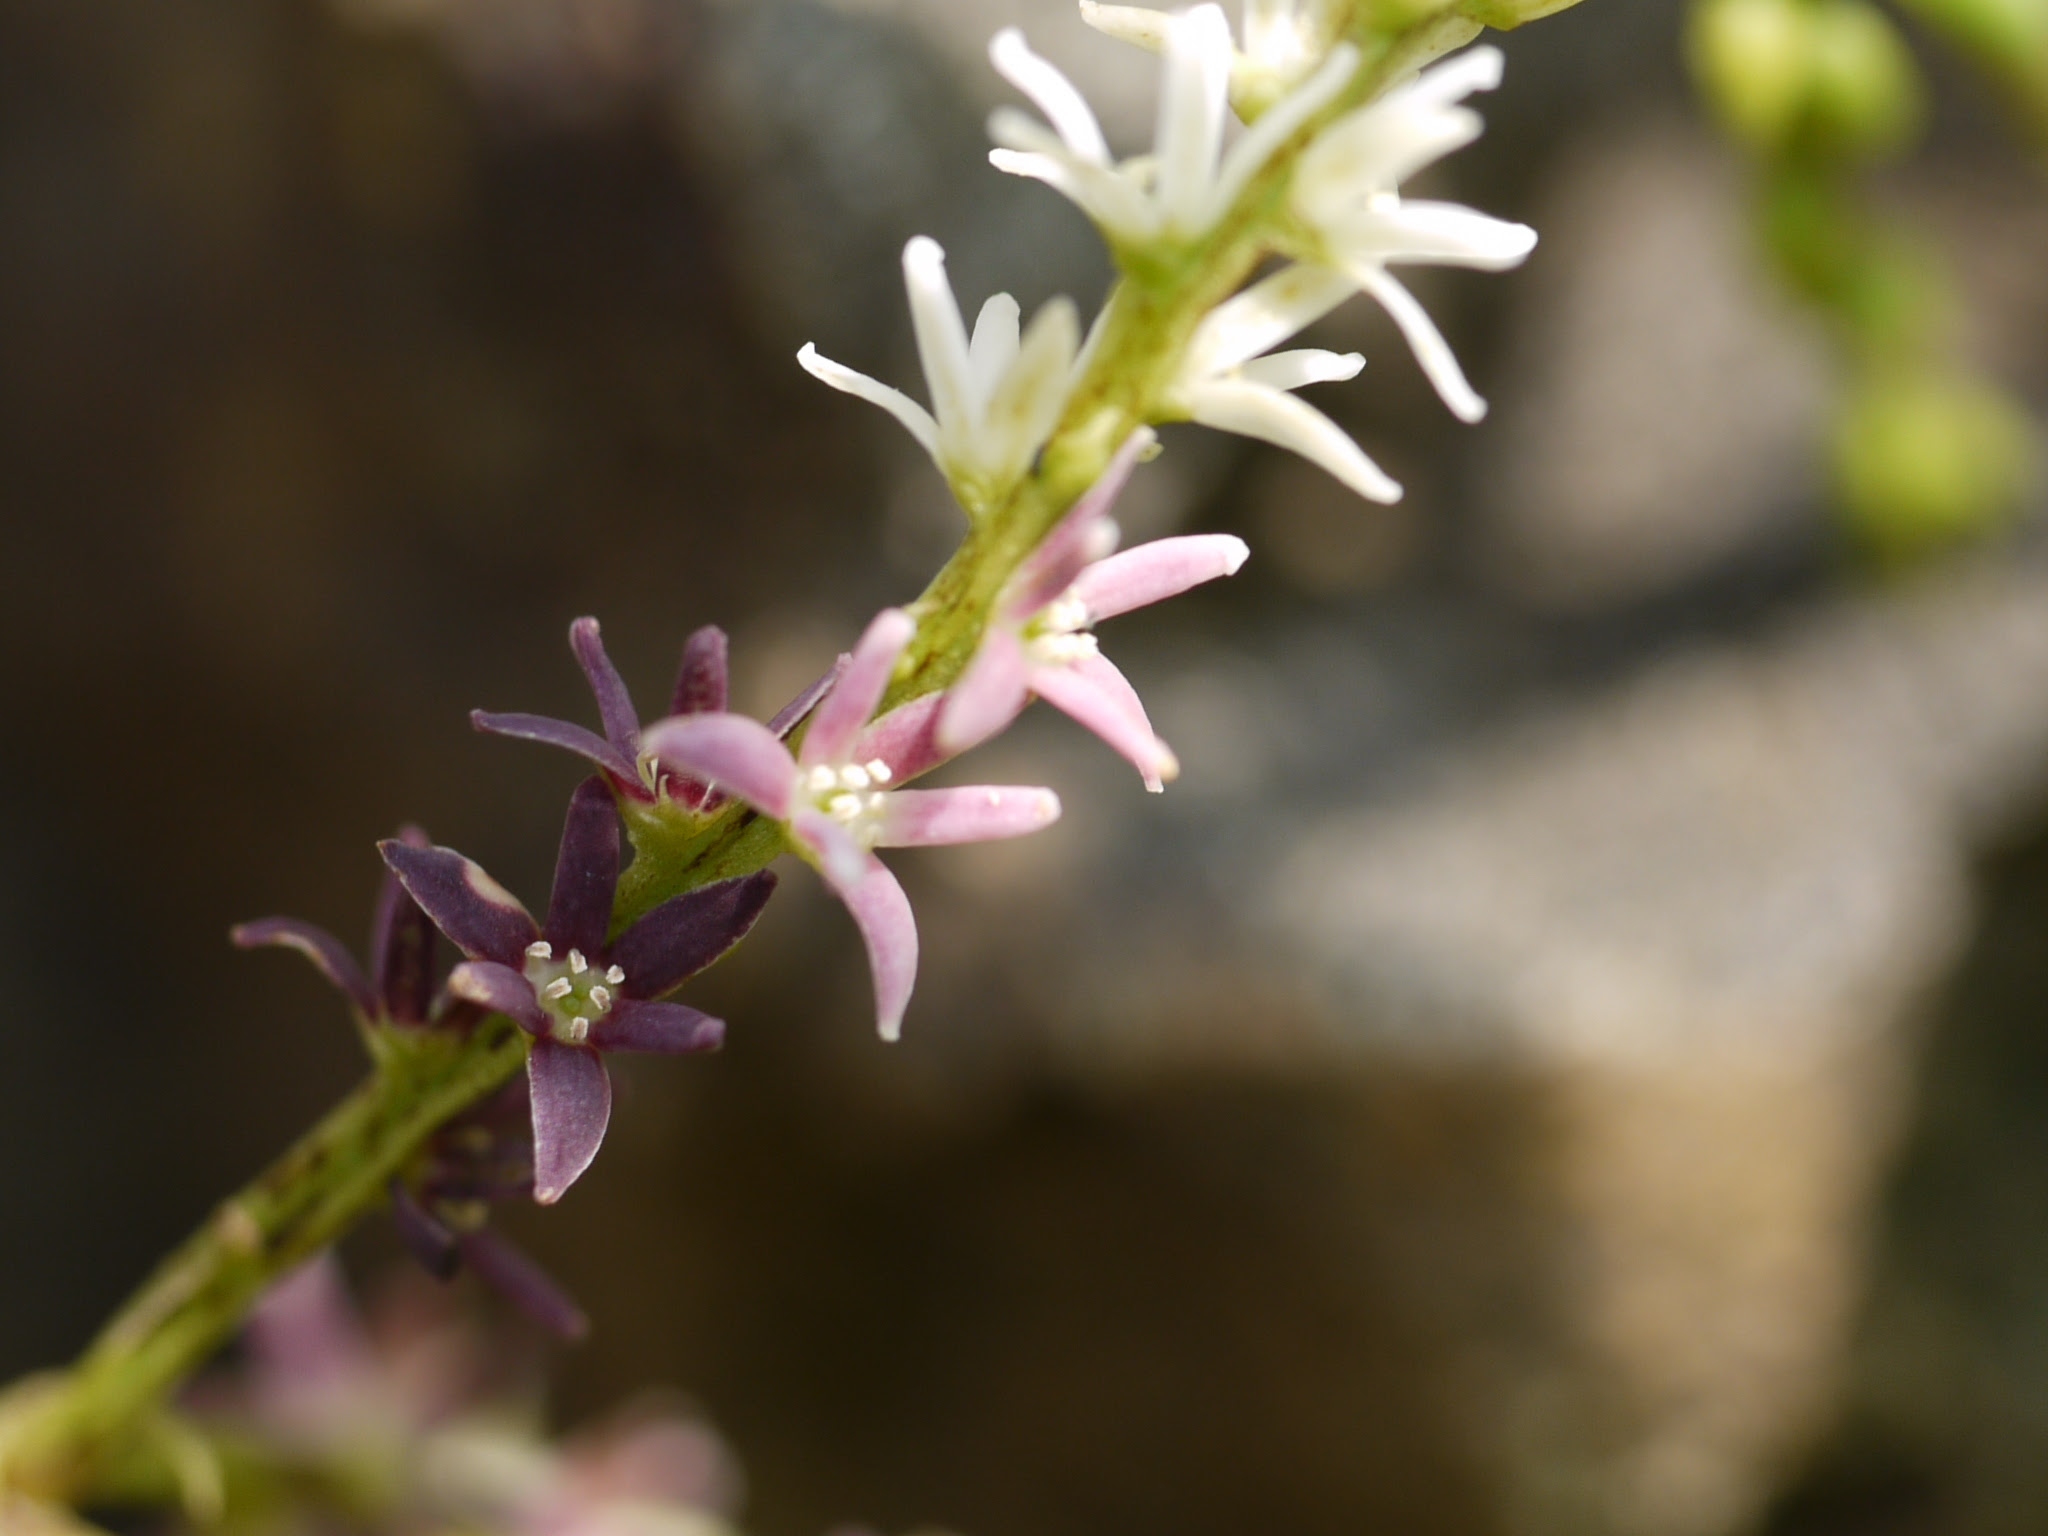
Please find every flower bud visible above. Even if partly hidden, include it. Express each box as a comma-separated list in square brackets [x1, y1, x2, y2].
[1804, 0, 1925, 158]
[1688, 0, 1816, 152]
[1834, 370, 2038, 561]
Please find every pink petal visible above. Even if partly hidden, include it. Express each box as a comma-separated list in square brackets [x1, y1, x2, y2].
[446, 960, 548, 1036]
[874, 785, 1061, 847]
[802, 608, 916, 767]
[936, 624, 1033, 757]
[528, 1038, 613, 1205]
[1031, 653, 1179, 791]
[791, 807, 871, 892]
[814, 850, 919, 1042]
[853, 691, 951, 781]
[569, 617, 642, 750]
[1069, 533, 1249, 622]
[1006, 427, 1152, 615]
[231, 917, 375, 1017]
[638, 713, 800, 819]
[590, 998, 724, 1055]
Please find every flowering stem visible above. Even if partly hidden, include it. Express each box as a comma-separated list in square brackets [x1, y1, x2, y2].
[0, 1018, 529, 1505]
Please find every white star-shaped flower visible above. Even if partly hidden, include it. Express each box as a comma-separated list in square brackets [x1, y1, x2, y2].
[1291, 45, 1537, 424]
[1165, 262, 1405, 502]
[1080, 0, 1342, 117]
[987, 4, 1357, 248]
[799, 236, 1080, 518]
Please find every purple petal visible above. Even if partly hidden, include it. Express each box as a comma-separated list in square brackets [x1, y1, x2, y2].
[231, 918, 375, 1017]
[471, 711, 645, 797]
[670, 625, 729, 716]
[767, 655, 849, 740]
[570, 616, 642, 751]
[545, 778, 620, 958]
[936, 625, 1033, 757]
[791, 806, 871, 892]
[611, 871, 778, 997]
[814, 850, 919, 1042]
[1070, 534, 1249, 622]
[380, 840, 540, 967]
[528, 1038, 613, 1205]
[370, 825, 436, 1026]
[638, 713, 799, 819]
[389, 1181, 461, 1280]
[457, 1230, 589, 1339]
[589, 997, 725, 1055]
[802, 609, 916, 767]
[1005, 428, 1152, 615]
[1030, 653, 1179, 792]
[853, 692, 952, 782]
[447, 960, 549, 1036]
[874, 785, 1061, 847]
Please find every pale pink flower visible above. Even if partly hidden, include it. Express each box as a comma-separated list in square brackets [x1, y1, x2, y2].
[937, 431, 1248, 791]
[641, 610, 1062, 1041]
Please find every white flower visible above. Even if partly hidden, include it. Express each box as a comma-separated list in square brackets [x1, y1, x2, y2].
[1165, 262, 1406, 502]
[1291, 45, 1537, 423]
[1080, 0, 1341, 117]
[988, 5, 1357, 247]
[798, 237, 1079, 517]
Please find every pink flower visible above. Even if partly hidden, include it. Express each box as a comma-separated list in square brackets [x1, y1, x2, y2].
[938, 431, 1249, 789]
[640, 610, 1062, 1041]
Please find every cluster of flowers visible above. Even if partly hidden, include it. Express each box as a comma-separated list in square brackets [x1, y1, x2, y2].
[236, 0, 1537, 1284]
[802, 2, 1536, 510]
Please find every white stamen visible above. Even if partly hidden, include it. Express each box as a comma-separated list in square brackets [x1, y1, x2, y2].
[589, 985, 613, 1011]
[841, 763, 871, 791]
[564, 1016, 591, 1044]
[605, 964, 625, 985]
[866, 759, 893, 783]
[806, 764, 838, 793]
[567, 950, 588, 975]
[526, 940, 553, 960]
[829, 792, 864, 822]
[542, 978, 574, 1001]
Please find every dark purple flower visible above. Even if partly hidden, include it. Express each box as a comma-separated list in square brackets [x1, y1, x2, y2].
[472, 617, 838, 812]
[381, 780, 776, 1204]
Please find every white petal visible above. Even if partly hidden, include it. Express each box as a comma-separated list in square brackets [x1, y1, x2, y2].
[976, 296, 1080, 485]
[1397, 44, 1505, 111]
[966, 292, 1023, 415]
[989, 28, 1110, 164]
[1155, 4, 1234, 236]
[986, 148, 1157, 242]
[1211, 41, 1357, 216]
[1079, 0, 1171, 52]
[1350, 265, 1486, 422]
[902, 237, 973, 439]
[1183, 376, 1402, 502]
[1234, 347, 1363, 391]
[1183, 264, 1358, 378]
[1296, 104, 1480, 221]
[796, 344, 938, 458]
[1333, 201, 1537, 269]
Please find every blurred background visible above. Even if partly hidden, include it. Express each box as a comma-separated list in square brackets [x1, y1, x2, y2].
[3, 0, 2048, 1532]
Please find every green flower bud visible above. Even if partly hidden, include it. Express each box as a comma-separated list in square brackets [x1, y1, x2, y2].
[1804, 0, 1926, 158]
[1835, 370, 2038, 560]
[1689, 0, 1815, 152]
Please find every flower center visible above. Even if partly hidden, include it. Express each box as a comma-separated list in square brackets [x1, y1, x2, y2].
[1024, 593, 1100, 668]
[802, 758, 894, 848]
[522, 941, 625, 1045]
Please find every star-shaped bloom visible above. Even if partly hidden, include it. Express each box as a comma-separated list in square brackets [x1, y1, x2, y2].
[1290, 45, 1537, 425]
[382, 781, 777, 1204]
[799, 237, 1081, 518]
[987, 5, 1357, 248]
[1081, 0, 1341, 117]
[938, 430, 1248, 790]
[1164, 260, 1406, 500]
[472, 617, 840, 813]
[234, 840, 581, 1333]
[640, 609, 1063, 1042]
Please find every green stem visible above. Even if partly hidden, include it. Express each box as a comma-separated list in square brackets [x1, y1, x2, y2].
[0, 1020, 529, 1504]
